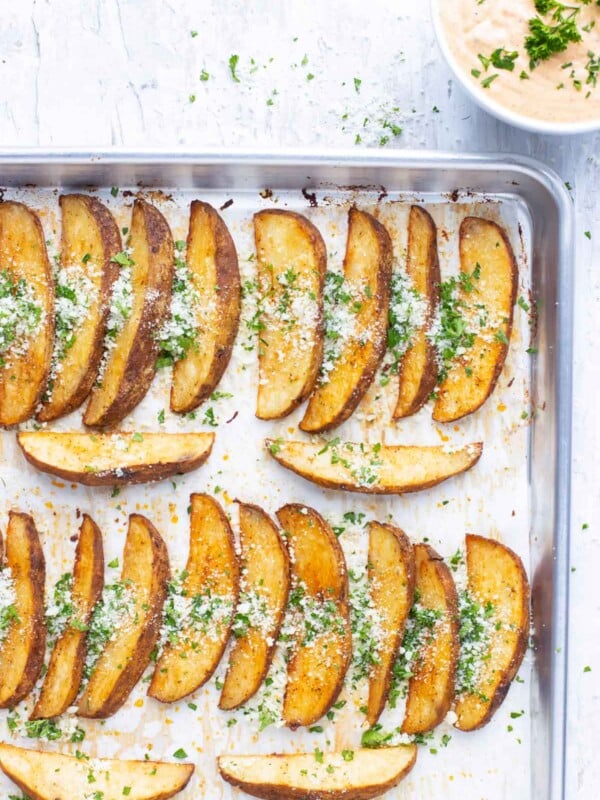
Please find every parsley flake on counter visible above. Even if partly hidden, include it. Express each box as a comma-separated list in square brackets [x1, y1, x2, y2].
[228, 54, 241, 82]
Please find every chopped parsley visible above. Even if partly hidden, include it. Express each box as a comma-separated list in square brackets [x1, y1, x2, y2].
[526, 3, 584, 69]
[428, 267, 480, 383]
[157, 255, 201, 367]
[7, 711, 85, 743]
[228, 54, 241, 82]
[0, 566, 18, 646]
[388, 596, 442, 706]
[158, 572, 234, 652]
[380, 271, 427, 384]
[320, 271, 363, 382]
[52, 264, 94, 364]
[0, 270, 44, 368]
[84, 581, 135, 679]
[456, 589, 495, 697]
[46, 572, 80, 642]
[348, 569, 382, 686]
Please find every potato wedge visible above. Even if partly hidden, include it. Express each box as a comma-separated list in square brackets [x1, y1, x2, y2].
[171, 200, 241, 413]
[366, 522, 414, 726]
[300, 206, 392, 432]
[454, 534, 530, 731]
[0, 743, 194, 800]
[0, 511, 46, 707]
[84, 198, 173, 428]
[31, 514, 104, 720]
[254, 209, 326, 419]
[149, 493, 239, 703]
[17, 430, 214, 486]
[433, 216, 517, 422]
[38, 194, 121, 421]
[219, 502, 290, 710]
[0, 201, 54, 426]
[218, 746, 417, 800]
[401, 543, 459, 734]
[393, 205, 440, 419]
[78, 513, 169, 718]
[267, 438, 483, 495]
[276, 503, 351, 728]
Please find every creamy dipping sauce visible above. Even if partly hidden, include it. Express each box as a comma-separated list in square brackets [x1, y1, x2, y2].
[439, 0, 600, 124]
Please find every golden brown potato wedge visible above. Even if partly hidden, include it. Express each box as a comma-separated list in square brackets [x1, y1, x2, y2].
[0, 511, 46, 707]
[218, 746, 417, 800]
[276, 504, 352, 728]
[267, 438, 483, 495]
[401, 543, 459, 734]
[300, 206, 392, 432]
[17, 430, 214, 486]
[31, 514, 104, 720]
[77, 513, 169, 718]
[433, 217, 518, 423]
[38, 194, 121, 421]
[84, 198, 174, 428]
[0, 201, 54, 426]
[366, 522, 415, 726]
[171, 200, 241, 413]
[0, 743, 194, 800]
[254, 209, 326, 419]
[394, 205, 440, 419]
[219, 502, 290, 710]
[149, 493, 239, 703]
[454, 534, 530, 731]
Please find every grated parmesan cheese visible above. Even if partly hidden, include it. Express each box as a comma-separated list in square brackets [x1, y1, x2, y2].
[0, 270, 45, 369]
[0, 566, 17, 646]
[157, 252, 203, 366]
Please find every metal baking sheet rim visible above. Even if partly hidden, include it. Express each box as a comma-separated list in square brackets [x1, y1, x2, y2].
[0, 148, 573, 800]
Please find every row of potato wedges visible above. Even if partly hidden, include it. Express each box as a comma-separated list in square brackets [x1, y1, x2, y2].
[1, 494, 529, 735]
[0, 195, 517, 429]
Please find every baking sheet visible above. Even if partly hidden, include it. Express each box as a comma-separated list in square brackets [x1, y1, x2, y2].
[0, 161, 556, 800]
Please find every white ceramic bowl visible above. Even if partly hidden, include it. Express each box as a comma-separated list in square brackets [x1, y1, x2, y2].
[431, 0, 600, 135]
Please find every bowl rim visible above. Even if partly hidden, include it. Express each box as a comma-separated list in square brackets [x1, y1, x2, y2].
[430, 0, 600, 135]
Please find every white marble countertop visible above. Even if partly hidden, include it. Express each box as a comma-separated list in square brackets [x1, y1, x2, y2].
[1, 0, 597, 797]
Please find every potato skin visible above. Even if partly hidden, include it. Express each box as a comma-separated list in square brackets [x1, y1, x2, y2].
[77, 514, 170, 718]
[401, 543, 459, 734]
[38, 194, 122, 421]
[300, 206, 393, 433]
[394, 205, 440, 419]
[171, 201, 241, 413]
[454, 534, 530, 731]
[0, 202, 54, 426]
[433, 217, 518, 423]
[218, 747, 418, 800]
[31, 514, 104, 720]
[366, 522, 415, 726]
[148, 494, 239, 703]
[0, 743, 195, 800]
[0, 512, 46, 708]
[267, 439, 483, 495]
[18, 430, 215, 487]
[219, 502, 290, 710]
[84, 199, 174, 428]
[254, 208, 326, 419]
[276, 504, 352, 728]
